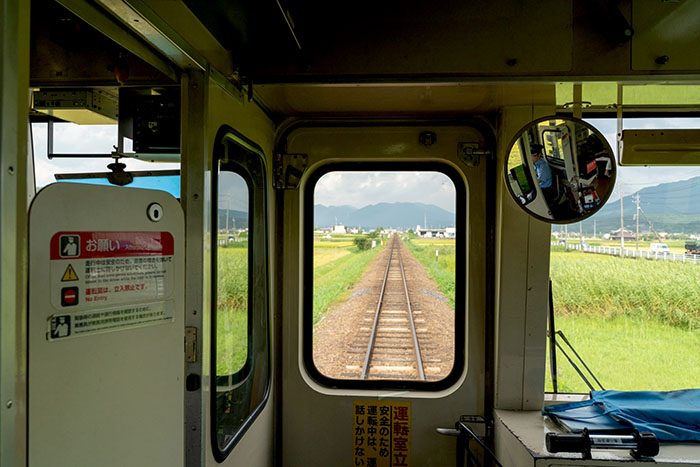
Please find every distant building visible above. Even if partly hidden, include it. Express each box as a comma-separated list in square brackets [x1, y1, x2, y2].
[332, 224, 347, 234]
[416, 226, 454, 238]
[609, 228, 635, 241]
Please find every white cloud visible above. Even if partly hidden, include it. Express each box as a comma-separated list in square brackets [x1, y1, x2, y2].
[315, 171, 456, 212]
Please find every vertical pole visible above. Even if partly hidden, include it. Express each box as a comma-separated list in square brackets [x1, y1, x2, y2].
[579, 223, 583, 249]
[0, 1, 30, 466]
[620, 189, 625, 255]
[635, 194, 640, 253]
[181, 70, 208, 467]
[225, 195, 229, 234]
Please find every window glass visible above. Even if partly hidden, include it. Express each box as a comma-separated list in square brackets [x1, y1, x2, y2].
[216, 171, 249, 376]
[546, 118, 700, 393]
[308, 168, 464, 389]
[30, 122, 180, 195]
[542, 129, 566, 161]
[213, 133, 269, 458]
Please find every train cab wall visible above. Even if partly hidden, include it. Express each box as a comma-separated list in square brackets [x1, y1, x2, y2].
[185, 74, 276, 466]
[494, 105, 554, 411]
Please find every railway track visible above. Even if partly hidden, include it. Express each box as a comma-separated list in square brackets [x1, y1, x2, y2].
[360, 235, 426, 380]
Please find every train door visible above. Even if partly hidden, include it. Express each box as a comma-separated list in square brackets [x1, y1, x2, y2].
[277, 123, 491, 465]
[27, 183, 185, 467]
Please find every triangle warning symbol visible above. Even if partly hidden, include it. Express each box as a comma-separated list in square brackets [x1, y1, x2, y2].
[61, 264, 79, 282]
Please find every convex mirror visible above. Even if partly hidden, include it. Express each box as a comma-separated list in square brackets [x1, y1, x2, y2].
[505, 116, 616, 223]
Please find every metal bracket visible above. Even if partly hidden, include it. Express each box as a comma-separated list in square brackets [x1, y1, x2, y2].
[458, 143, 491, 167]
[273, 153, 308, 189]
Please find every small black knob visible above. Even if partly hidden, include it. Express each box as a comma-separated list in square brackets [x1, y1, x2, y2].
[655, 55, 670, 65]
[186, 373, 201, 391]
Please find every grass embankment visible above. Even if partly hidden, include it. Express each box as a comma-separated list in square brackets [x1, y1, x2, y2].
[217, 246, 248, 376]
[313, 238, 384, 324]
[404, 238, 456, 306]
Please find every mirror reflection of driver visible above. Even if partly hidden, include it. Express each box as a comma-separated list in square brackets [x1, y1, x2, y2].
[531, 144, 557, 205]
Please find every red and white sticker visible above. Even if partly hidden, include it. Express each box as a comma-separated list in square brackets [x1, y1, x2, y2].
[50, 231, 175, 310]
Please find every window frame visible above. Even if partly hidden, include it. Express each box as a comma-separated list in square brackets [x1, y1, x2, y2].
[303, 161, 467, 391]
[210, 126, 270, 460]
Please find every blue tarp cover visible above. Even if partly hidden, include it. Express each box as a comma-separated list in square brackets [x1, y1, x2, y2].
[543, 389, 700, 442]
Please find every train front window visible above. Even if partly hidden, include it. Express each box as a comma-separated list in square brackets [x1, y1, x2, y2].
[546, 117, 700, 394]
[212, 131, 269, 459]
[305, 166, 466, 390]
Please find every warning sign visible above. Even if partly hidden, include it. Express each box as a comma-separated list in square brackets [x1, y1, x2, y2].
[47, 302, 172, 341]
[353, 400, 411, 467]
[61, 287, 79, 307]
[49, 231, 174, 310]
[61, 264, 79, 282]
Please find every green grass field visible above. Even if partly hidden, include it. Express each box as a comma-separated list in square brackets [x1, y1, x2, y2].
[216, 247, 248, 376]
[313, 239, 384, 323]
[545, 315, 700, 392]
[405, 237, 699, 391]
[547, 249, 700, 391]
[405, 238, 456, 307]
[551, 250, 700, 330]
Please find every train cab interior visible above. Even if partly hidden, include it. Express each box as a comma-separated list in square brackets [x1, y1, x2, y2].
[2, 1, 700, 466]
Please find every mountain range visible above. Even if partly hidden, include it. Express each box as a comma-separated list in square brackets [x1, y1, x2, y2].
[314, 202, 455, 230]
[578, 176, 700, 234]
[217, 209, 249, 231]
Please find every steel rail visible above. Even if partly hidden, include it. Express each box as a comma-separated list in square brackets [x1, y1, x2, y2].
[361, 237, 395, 379]
[398, 242, 426, 380]
[361, 235, 426, 380]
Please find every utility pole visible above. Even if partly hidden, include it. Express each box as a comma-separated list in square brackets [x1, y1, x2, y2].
[620, 189, 625, 255]
[635, 193, 641, 252]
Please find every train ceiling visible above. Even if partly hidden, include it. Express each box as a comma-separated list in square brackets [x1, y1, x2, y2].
[28, 0, 700, 118]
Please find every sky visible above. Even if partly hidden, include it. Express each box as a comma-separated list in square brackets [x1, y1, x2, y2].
[33, 118, 700, 211]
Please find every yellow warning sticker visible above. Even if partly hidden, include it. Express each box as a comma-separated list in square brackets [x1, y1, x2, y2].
[353, 400, 410, 466]
[61, 264, 79, 282]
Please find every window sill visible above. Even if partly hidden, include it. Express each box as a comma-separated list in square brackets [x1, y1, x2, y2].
[494, 409, 700, 465]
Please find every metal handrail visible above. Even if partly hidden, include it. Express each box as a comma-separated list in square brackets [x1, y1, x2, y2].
[456, 421, 503, 467]
[437, 416, 503, 467]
